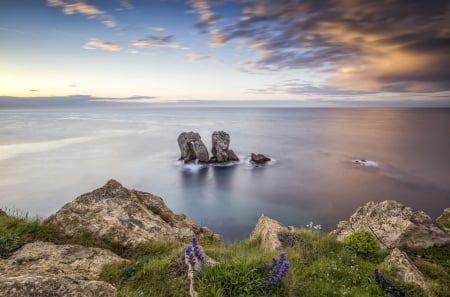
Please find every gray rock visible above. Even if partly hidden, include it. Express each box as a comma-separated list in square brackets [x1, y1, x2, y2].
[251, 153, 271, 164]
[45, 179, 204, 247]
[0, 242, 123, 297]
[0, 241, 126, 280]
[331, 200, 450, 249]
[211, 131, 239, 162]
[250, 214, 302, 250]
[177, 132, 209, 163]
[0, 274, 116, 297]
[383, 248, 429, 293]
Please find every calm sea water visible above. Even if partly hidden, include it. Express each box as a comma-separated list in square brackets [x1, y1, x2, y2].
[0, 107, 449, 240]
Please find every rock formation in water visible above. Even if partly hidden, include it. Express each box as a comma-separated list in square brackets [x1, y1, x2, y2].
[177, 132, 209, 163]
[0, 241, 124, 297]
[250, 153, 271, 164]
[250, 214, 303, 250]
[45, 179, 215, 247]
[210, 131, 239, 163]
[383, 248, 429, 292]
[331, 200, 450, 249]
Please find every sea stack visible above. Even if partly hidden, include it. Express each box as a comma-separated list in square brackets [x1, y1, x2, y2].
[177, 131, 209, 163]
[210, 131, 239, 163]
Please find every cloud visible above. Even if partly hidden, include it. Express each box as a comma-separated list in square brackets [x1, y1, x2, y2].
[83, 38, 121, 51]
[47, 0, 117, 28]
[190, 0, 220, 26]
[204, 0, 450, 93]
[130, 35, 188, 49]
[149, 26, 165, 32]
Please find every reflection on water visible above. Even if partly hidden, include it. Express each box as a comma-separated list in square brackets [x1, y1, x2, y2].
[0, 107, 449, 240]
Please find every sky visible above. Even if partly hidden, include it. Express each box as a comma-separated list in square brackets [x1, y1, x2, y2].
[1, 0, 449, 106]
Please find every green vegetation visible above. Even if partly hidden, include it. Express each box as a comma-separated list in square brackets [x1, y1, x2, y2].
[436, 217, 450, 229]
[1, 214, 449, 296]
[343, 231, 379, 255]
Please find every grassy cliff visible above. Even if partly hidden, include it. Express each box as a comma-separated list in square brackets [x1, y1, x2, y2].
[1, 214, 449, 297]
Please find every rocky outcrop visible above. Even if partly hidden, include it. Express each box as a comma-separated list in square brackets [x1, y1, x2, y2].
[383, 248, 429, 293]
[331, 200, 450, 249]
[45, 179, 205, 248]
[211, 131, 239, 163]
[177, 132, 209, 163]
[250, 214, 303, 250]
[0, 242, 123, 297]
[0, 241, 126, 280]
[0, 209, 6, 216]
[0, 274, 116, 297]
[250, 153, 271, 164]
[436, 208, 450, 228]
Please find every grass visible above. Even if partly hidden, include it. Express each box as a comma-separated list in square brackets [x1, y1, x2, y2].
[1, 214, 449, 296]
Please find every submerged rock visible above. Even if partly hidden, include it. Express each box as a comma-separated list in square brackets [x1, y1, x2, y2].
[383, 248, 429, 293]
[250, 153, 271, 164]
[0, 274, 116, 297]
[45, 179, 203, 247]
[250, 214, 303, 250]
[177, 132, 209, 163]
[211, 131, 239, 163]
[0, 241, 126, 280]
[331, 200, 450, 249]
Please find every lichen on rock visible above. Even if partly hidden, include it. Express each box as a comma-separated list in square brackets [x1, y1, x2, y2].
[44, 179, 209, 248]
[331, 200, 450, 249]
[250, 214, 303, 250]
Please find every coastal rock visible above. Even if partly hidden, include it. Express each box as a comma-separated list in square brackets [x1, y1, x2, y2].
[0, 274, 116, 297]
[211, 131, 239, 162]
[45, 179, 201, 247]
[331, 200, 450, 249]
[0, 241, 126, 280]
[177, 132, 209, 163]
[383, 248, 429, 293]
[250, 153, 271, 164]
[0, 209, 6, 216]
[436, 208, 450, 228]
[250, 214, 303, 250]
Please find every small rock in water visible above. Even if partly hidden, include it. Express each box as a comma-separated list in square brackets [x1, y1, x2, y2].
[251, 153, 271, 164]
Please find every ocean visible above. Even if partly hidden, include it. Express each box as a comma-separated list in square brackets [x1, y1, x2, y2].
[0, 107, 449, 240]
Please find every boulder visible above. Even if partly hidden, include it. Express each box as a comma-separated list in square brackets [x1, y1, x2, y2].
[211, 131, 239, 162]
[45, 179, 203, 247]
[251, 153, 271, 164]
[383, 248, 429, 293]
[0, 274, 116, 297]
[0, 241, 126, 280]
[0, 242, 123, 297]
[331, 200, 450, 249]
[177, 132, 209, 163]
[436, 208, 450, 228]
[250, 214, 303, 250]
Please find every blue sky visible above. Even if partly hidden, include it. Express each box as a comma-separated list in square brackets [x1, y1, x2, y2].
[1, 0, 449, 105]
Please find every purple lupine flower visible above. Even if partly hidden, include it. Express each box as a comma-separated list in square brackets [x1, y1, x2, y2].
[374, 269, 400, 297]
[267, 251, 290, 285]
[191, 236, 198, 247]
[185, 246, 196, 267]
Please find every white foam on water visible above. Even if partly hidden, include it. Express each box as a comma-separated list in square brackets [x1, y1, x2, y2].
[352, 159, 380, 168]
[174, 160, 208, 172]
